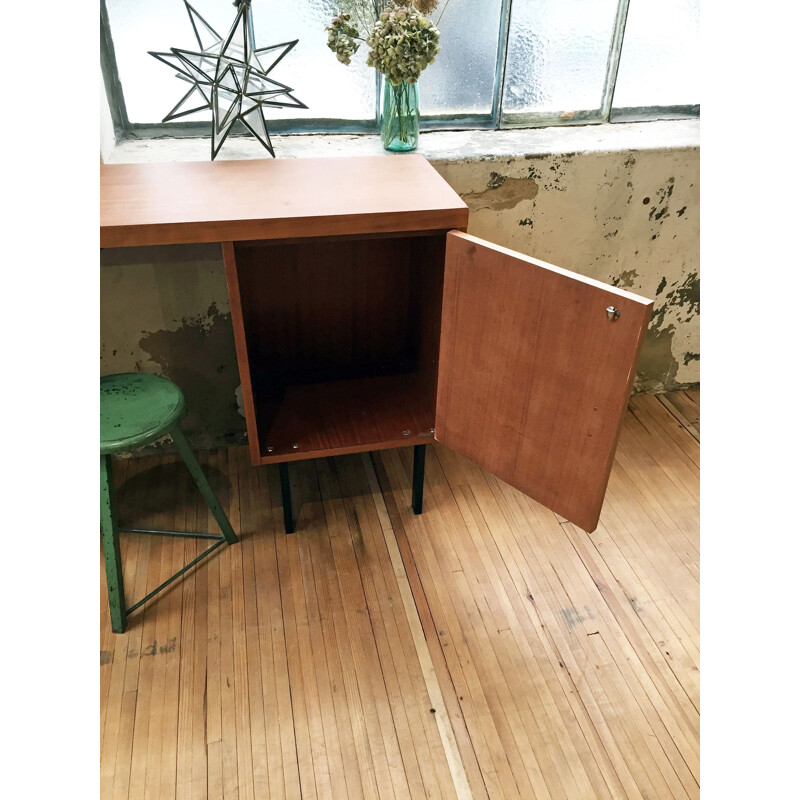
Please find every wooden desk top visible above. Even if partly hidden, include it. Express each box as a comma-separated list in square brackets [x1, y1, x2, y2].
[100, 155, 469, 248]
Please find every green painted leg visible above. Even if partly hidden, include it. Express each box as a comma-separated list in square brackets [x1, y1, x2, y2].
[170, 426, 239, 545]
[100, 455, 127, 634]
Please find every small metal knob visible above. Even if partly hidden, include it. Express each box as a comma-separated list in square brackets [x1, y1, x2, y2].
[606, 306, 620, 321]
[267, 446, 274, 453]
[403, 430, 410, 437]
[292, 443, 299, 450]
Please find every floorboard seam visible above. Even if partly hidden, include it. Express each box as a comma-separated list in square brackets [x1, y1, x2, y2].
[367, 452, 478, 800]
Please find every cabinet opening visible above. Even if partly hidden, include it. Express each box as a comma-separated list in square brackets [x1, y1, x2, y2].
[231, 232, 447, 463]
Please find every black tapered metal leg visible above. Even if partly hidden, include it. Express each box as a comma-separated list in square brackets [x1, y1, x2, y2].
[279, 462, 294, 534]
[412, 444, 426, 515]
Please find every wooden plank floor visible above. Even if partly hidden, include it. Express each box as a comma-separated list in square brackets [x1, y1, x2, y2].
[101, 390, 700, 800]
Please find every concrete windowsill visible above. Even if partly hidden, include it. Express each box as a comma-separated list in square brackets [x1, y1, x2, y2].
[103, 118, 700, 165]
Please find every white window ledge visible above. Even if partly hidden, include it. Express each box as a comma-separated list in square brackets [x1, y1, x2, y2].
[103, 119, 699, 165]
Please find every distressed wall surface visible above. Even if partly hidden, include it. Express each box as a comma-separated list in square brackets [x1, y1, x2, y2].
[435, 147, 699, 393]
[101, 245, 240, 449]
[101, 126, 699, 448]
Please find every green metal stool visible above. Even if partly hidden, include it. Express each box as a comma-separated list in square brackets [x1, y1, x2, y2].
[100, 373, 238, 633]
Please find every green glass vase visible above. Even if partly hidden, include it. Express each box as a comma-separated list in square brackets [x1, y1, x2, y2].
[381, 79, 420, 152]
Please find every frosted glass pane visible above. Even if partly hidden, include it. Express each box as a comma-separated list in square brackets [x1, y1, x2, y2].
[421, 0, 503, 118]
[613, 0, 699, 109]
[502, 0, 619, 120]
[106, 0, 375, 124]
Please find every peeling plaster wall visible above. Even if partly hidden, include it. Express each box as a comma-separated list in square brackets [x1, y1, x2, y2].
[434, 147, 699, 392]
[100, 244, 242, 449]
[101, 130, 699, 448]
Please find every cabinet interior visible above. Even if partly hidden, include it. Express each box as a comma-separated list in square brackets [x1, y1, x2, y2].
[232, 231, 447, 463]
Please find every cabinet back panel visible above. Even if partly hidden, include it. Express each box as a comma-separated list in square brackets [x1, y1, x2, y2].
[235, 238, 421, 388]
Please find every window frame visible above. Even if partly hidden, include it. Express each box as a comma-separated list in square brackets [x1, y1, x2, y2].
[100, 0, 699, 144]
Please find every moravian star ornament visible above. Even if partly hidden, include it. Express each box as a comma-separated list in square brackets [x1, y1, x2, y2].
[149, 0, 307, 159]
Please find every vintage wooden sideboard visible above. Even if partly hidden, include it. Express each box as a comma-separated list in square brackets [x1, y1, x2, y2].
[101, 154, 652, 534]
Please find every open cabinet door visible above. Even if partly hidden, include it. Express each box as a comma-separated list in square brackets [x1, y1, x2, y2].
[435, 232, 653, 532]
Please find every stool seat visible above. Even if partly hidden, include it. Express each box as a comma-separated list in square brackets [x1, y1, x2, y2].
[101, 373, 186, 455]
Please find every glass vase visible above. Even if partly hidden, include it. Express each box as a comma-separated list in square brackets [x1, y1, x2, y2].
[380, 79, 420, 152]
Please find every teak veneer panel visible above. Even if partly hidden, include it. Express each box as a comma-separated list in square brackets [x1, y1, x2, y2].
[100, 155, 469, 248]
[254, 374, 436, 464]
[232, 236, 423, 385]
[436, 232, 653, 532]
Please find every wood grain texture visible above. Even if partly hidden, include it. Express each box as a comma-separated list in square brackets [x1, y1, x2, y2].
[100, 392, 699, 800]
[226, 233, 445, 465]
[221, 241, 261, 464]
[100, 156, 469, 248]
[232, 235, 422, 386]
[254, 374, 435, 464]
[435, 231, 653, 532]
[656, 390, 700, 442]
[375, 392, 699, 799]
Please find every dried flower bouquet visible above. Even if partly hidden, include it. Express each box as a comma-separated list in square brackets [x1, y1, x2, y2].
[326, 1, 446, 84]
[325, 2, 451, 149]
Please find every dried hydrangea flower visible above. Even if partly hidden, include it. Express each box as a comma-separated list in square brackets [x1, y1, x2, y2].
[411, 0, 439, 15]
[325, 12, 361, 65]
[366, 5, 441, 85]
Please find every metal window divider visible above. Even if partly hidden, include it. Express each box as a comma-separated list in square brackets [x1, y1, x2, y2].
[601, 0, 632, 122]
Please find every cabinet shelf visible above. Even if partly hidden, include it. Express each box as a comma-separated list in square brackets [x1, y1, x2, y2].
[253, 373, 435, 464]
